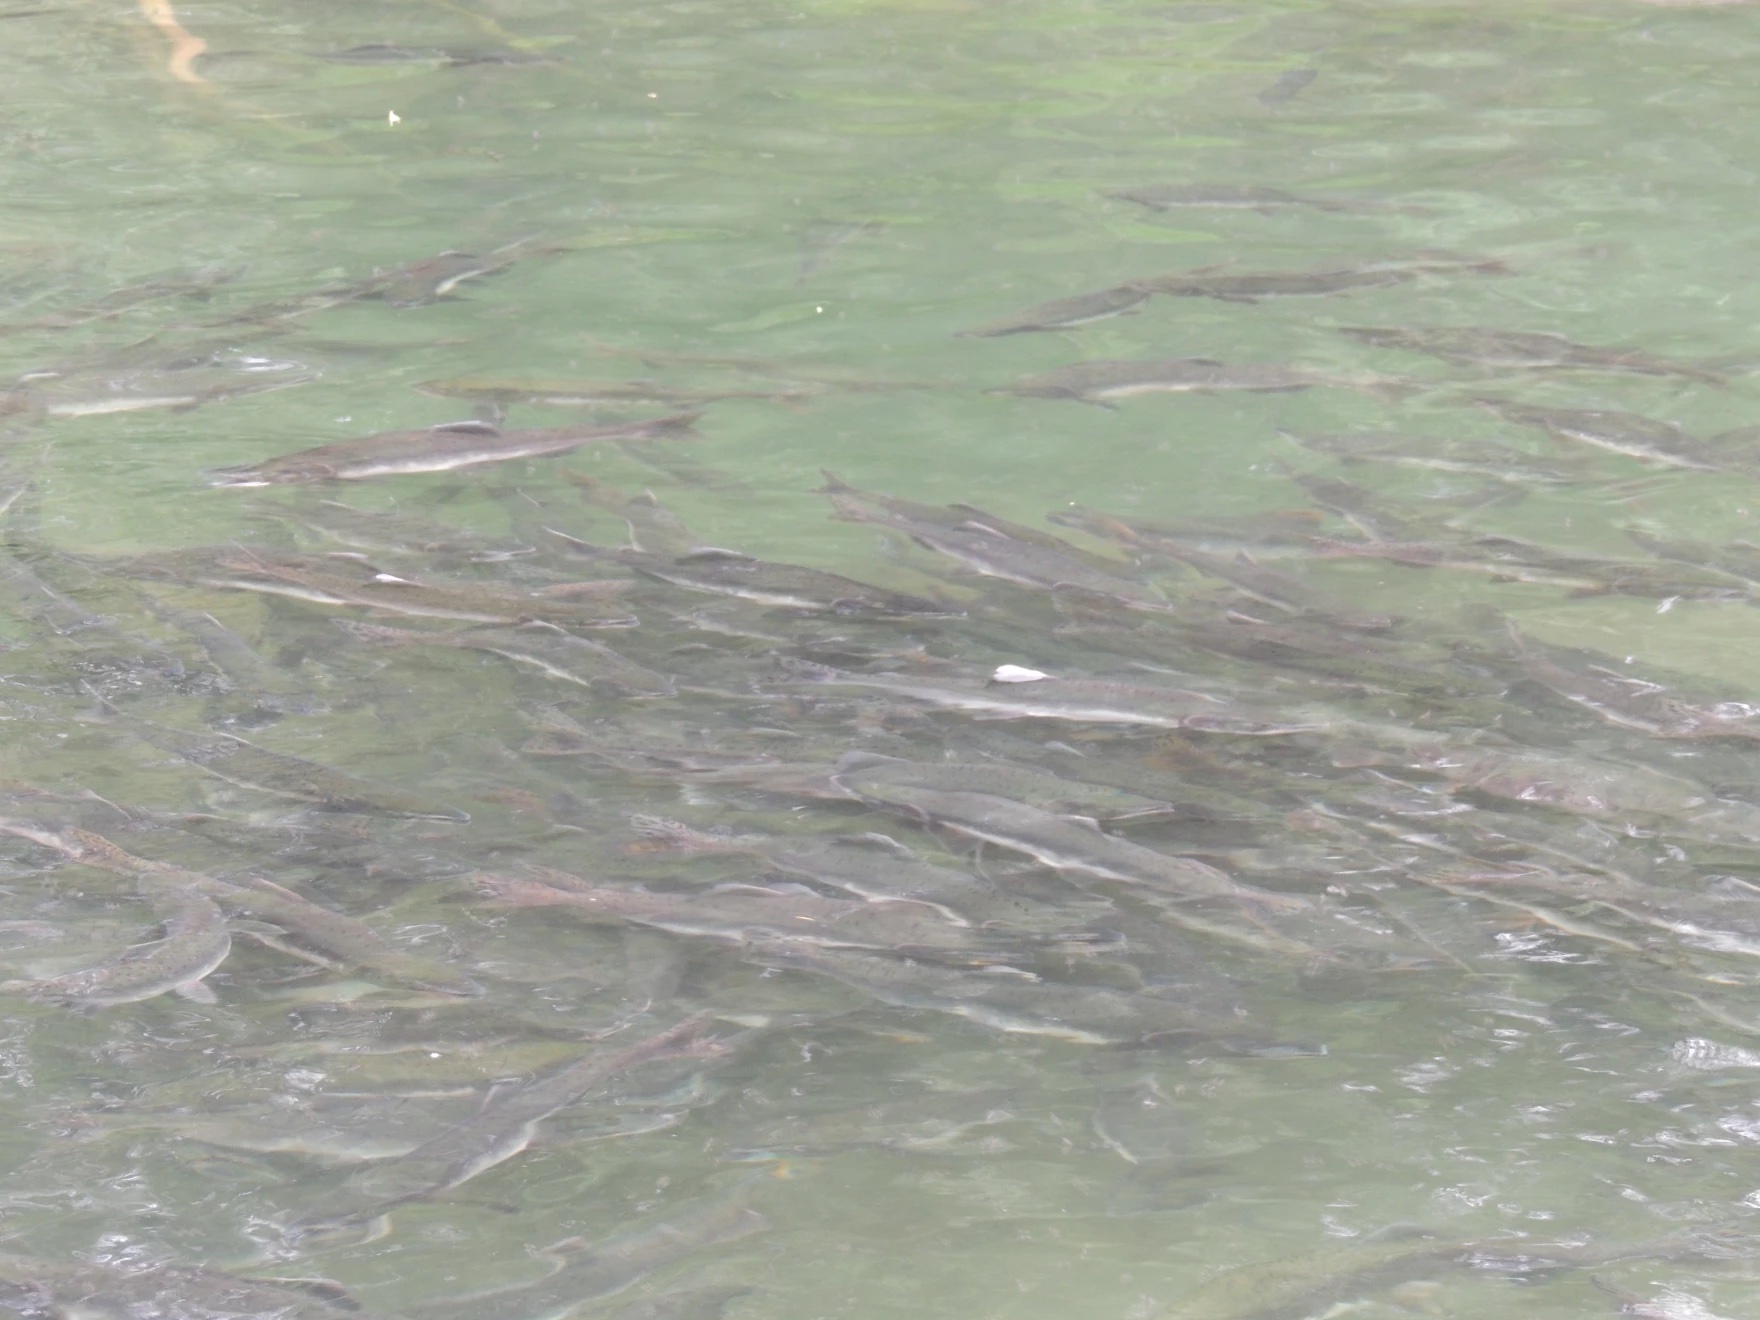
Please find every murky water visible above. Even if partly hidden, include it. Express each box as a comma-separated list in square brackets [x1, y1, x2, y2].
[3, 1, 1760, 1317]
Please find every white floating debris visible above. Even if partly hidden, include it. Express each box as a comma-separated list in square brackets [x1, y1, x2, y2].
[991, 664, 1050, 684]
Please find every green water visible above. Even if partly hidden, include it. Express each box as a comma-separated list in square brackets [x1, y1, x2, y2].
[2, 1, 1760, 1317]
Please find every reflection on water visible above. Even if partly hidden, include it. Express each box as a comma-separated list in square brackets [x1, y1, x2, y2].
[2, 1, 1760, 1317]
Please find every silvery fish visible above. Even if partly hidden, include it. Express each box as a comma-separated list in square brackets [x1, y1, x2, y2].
[831, 751, 1177, 821]
[404, 1180, 768, 1320]
[990, 358, 1412, 405]
[473, 867, 984, 953]
[956, 283, 1150, 337]
[1469, 397, 1720, 470]
[1669, 1037, 1760, 1072]
[288, 1016, 725, 1243]
[549, 533, 960, 617]
[94, 697, 470, 820]
[0, 1253, 379, 1320]
[1107, 184, 1384, 213]
[628, 817, 1083, 933]
[207, 413, 698, 485]
[1140, 254, 1507, 303]
[778, 660, 1320, 735]
[828, 778, 1296, 914]
[335, 618, 676, 695]
[1341, 325, 1725, 384]
[417, 376, 807, 407]
[3, 885, 229, 1008]
[748, 940, 1299, 1050]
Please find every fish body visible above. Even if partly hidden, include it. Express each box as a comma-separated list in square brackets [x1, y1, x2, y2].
[831, 752, 1177, 820]
[15, 884, 229, 1007]
[404, 1182, 767, 1320]
[631, 818, 1079, 931]
[207, 413, 697, 486]
[1281, 428, 1592, 486]
[1341, 325, 1724, 383]
[957, 284, 1149, 337]
[335, 618, 675, 694]
[1471, 397, 1718, 470]
[750, 941, 1283, 1048]
[290, 1017, 724, 1241]
[831, 779, 1282, 912]
[103, 705, 469, 820]
[1108, 184, 1359, 212]
[474, 869, 981, 952]
[781, 660, 1317, 735]
[551, 535, 958, 617]
[417, 376, 803, 407]
[992, 358, 1407, 404]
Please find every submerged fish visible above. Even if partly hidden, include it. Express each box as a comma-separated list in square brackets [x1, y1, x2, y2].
[93, 696, 469, 820]
[1141, 254, 1506, 303]
[207, 413, 698, 485]
[3, 884, 229, 1008]
[1341, 325, 1724, 384]
[335, 618, 676, 695]
[990, 358, 1411, 404]
[956, 284, 1150, 337]
[416, 376, 806, 407]
[1469, 397, 1720, 470]
[548, 534, 959, 617]
[1108, 184, 1386, 213]
[778, 660, 1319, 735]
[288, 1017, 726, 1242]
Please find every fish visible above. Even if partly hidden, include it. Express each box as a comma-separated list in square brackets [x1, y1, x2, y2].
[955, 284, 1150, 337]
[1107, 184, 1387, 213]
[1340, 325, 1725, 384]
[747, 940, 1303, 1050]
[89, 695, 471, 820]
[1140, 254, 1507, 303]
[1468, 397, 1722, 470]
[3, 884, 230, 1007]
[404, 1181, 768, 1320]
[829, 778, 1253, 897]
[627, 817, 1083, 933]
[0, 819, 481, 995]
[288, 1017, 728, 1242]
[777, 659, 1321, 735]
[334, 618, 677, 695]
[547, 533, 960, 617]
[990, 358, 1412, 404]
[142, 547, 641, 628]
[416, 376, 808, 407]
[830, 750, 1179, 820]
[270, 498, 538, 563]
[1256, 68, 1317, 105]
[472, 867, 985, 953]
[1669, 1037, 1760, 1071]
[1503, 619, 1760, 741]
[1280, 428, 1595, 486]
[820, 475, 1171, 608]
[0, 1253, 382, 1320]
[206, 413, 698, 485]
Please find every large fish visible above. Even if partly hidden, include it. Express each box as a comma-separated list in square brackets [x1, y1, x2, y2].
[990, 358, 1412, 404]
[206, 413, 698, 485]
[1341, 325, 1724, 384]
[289, 1016, 728, 1243]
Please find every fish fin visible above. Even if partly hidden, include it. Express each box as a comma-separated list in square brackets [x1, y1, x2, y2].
[174, 978, 218, 1004]
[1059, 814, 1105, 832]
[832, 831, 917, 857]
